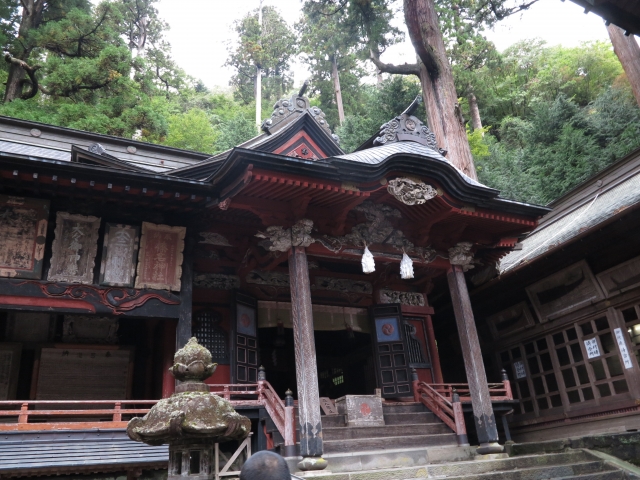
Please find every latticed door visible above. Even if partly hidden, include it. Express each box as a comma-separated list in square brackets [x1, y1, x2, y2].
[370, 304, 413, 398]
[231, 292, 259, 384]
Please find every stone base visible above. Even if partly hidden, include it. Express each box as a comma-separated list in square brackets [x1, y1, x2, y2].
[298, 456, 328, 471]
[335, 395, 384, 427]
[477, 442, 504, 454]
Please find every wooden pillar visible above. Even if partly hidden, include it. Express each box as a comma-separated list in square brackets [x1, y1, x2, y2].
[176, 235, 195, 350]
[162, 320, 177, 398]
[447, 265, 502, 454]
[288, 246, 327, 471]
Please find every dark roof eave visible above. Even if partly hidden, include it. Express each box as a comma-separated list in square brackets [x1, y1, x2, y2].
[208, 148, 549, 218]
[0, 152, 213, 191]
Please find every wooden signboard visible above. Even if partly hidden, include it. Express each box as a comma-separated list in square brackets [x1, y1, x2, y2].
[0, 195, 49, 279]
[99, 223, 140, 287]
[487, 302, 536, 339]
[596, 255, 640, 298]
[0, 343, 22, 400]
[48, 212, 101, 284]
[135, 222, 186, 291]
[526, 261, 604, 322]
[34, 346, 133, 400]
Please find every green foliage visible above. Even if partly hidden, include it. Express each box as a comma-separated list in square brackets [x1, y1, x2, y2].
[467, 126, 491, 159]
[476, 88, 640, 204]
[165, 109, 217, 153]
[225, 6, 297, 105]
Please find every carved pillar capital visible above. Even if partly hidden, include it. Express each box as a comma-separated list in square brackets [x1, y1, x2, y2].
[448, 242, 474, 271]
[255, 219, 315, 252]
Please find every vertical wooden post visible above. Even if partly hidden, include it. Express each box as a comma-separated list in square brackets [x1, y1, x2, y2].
[447, 265, 502, 454]
[161, 320, 176, 398]
[288, 246, 327, 471]
[452, 389, 469, 446]
[18, 403, 28, 424]
[176, 235, 195, 350]
[425, 315, 444, 384]
[284, 389, 297, 458]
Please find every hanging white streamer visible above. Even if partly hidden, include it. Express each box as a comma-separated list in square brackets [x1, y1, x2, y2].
[400, 252, 414, 279]
[362, 245, 375, 274]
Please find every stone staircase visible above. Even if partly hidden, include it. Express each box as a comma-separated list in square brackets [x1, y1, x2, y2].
[289, 449, 640, 479]
[268, 401, 458, 457]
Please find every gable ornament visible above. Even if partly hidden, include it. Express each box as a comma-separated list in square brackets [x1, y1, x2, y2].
[387, 177, 438, 206]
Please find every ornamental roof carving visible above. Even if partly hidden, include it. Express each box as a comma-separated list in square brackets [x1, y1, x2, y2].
[373, 96, 446, 155]
[261, 81, 340, 145]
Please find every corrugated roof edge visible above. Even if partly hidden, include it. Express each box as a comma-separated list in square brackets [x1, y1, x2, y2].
[0, 115, 211, 161]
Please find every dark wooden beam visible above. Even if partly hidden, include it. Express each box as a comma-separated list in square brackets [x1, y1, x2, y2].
[176, 235, 195, 350]
[447, 264, 502, 453]
[288, 246, 327, 471]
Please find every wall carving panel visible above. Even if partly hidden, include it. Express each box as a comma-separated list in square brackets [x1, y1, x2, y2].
[48, 212, 101, 284]
[0, 195, 49, 279]
[135, 222, 185, 291]
[193, 273, 240, 290]
[379, 290, 425, 306]
[100, 224, 139, 287]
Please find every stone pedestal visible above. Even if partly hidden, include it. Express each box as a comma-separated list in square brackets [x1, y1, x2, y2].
[335, 395, 385, 427]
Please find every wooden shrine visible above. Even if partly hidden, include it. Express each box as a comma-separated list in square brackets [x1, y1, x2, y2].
[0, 92, 548, 475]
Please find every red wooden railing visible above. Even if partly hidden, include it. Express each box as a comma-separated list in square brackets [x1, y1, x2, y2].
[0, 382, 296, 449]
[412, 377, 513, 446]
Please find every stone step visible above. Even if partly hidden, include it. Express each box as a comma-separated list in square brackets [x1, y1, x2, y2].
[380, 403, 426, 414]
[436, 460, 612, 480]
[323, 432, 458, 454]
[556, 471, 625, 480]
[383, 412, 436, 425]
[425, 451, 591, 477]
[320, 415, 346, 428]
[322, 423, 451, 440]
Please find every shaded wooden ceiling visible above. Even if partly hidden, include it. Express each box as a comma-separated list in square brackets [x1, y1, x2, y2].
[570, 0, 640, 36]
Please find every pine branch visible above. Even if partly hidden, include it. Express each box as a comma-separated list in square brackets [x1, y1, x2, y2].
[4, 53, 40, 100]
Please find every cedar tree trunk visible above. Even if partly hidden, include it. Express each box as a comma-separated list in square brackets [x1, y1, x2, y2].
[332, 55, 345, 125]
[405, 0, 477, 180]
[607, 24, 640, 108]
[468, 90, 483, 134]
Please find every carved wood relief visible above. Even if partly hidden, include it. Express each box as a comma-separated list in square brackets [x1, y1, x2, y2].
[100, 224, 140, 287]
[48, 212, 101, 284]
[526, 260, 604, 322]
[135, 222, 186, 291]
[486, 302, 535, 340]
[0, 195, 49, 279]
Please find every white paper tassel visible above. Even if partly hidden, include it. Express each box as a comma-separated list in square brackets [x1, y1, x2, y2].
[362, 246, 375, 274]
[400, 252, 414, 279]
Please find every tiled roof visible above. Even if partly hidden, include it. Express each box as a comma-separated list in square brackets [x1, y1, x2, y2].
[335, 142, 486, 188]
[500, 167, 640, 274]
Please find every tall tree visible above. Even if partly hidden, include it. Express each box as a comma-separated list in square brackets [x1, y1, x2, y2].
[225, 6, 297, 109]
[607, 24, 640, 108]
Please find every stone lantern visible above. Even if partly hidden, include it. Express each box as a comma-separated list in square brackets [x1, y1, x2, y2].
[128, 337, 252, 479]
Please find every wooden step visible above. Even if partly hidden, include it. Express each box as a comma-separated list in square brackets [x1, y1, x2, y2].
[321, 423, 451, 440]
[322, 432, 458, 453]
[383, 411, 436, 425]
[320, 415, 346, 427]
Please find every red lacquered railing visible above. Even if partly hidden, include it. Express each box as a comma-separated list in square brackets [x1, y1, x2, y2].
[0, 382, 296, 449]
[412, 376, 513, 446]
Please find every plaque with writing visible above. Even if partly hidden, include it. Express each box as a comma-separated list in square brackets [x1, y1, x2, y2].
[584, 338, 601, 359]
[0, 343, 21, 400]
[0, 195, 49, 279]
[487, 302, 536, 339]
[35, 346, 133, 400]
[135, 222, 186, 291]
[514, 360, 527, 379]
[99, 224, 140, 287]
[48, 212, 101, 284]
[614, 328, 634, 369]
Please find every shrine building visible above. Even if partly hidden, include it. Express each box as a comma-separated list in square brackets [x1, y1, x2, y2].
[0, 90, 553, 477]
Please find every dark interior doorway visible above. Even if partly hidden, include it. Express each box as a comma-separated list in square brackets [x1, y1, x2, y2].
[258, 327, 375, 400]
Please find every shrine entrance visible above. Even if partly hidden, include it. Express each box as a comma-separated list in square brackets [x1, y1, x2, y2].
[256, 323, 375, 400]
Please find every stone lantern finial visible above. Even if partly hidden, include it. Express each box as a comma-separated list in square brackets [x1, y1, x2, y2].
[127, 337, 251, 479]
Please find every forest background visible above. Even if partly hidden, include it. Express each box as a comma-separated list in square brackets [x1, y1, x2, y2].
[0, 0, 638, 206]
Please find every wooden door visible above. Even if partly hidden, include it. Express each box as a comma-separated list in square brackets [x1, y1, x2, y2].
[370, 304, 413, 398]
[403, 315, 436, 384]
[231, 292, 259, 384]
